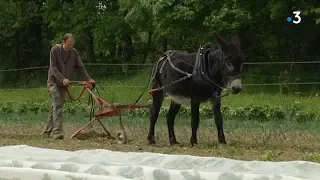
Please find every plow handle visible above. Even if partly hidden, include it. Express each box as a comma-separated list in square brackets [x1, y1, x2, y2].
[69, 81, 96, 89]
[69, 81, 96, 85]
[66, 81, 96, 101]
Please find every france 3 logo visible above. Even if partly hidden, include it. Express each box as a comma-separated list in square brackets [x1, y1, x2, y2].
[286, 11, 301, 24]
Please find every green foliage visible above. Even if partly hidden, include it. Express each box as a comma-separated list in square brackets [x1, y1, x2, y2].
[259, 150, 278, 161]
[1, 101, 319, 123]
[204, 0, 251, 31]
[0, 0, 320, 89]
[302, 152, 320, 162]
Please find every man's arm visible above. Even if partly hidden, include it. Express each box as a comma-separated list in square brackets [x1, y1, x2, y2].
[50, 47, 65, 84]
[75, 50, 91, 81]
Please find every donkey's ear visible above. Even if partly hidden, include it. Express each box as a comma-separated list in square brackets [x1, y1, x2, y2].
[214, 33, 229, 52]
[231, 34, 241, 50]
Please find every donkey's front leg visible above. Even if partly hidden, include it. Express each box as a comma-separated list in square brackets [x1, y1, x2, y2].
[211, 96, 227, 147]
[190, 101, 200, 146]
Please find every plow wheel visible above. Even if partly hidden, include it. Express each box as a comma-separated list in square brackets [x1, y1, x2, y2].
[116, 129, 127, 144]
[116, 111, 128, 144]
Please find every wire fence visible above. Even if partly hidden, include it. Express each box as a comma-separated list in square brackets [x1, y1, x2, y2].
[1, 60, 320, 72]
[1, 82, 320, 91]
[0, 62, 319, 92]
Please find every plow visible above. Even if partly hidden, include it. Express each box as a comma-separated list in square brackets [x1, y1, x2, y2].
[66, 81, 152, 144]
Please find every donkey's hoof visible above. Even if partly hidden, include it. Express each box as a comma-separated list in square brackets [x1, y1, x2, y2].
[170, 141, 180, 146]
[148, 138, 156, 145]
[148, 135, 156, 145]
[190, 141, 198, 147]
[218, 143, 227, 149]
[190, 143, 198, 147]
[190, 139, 198, 146]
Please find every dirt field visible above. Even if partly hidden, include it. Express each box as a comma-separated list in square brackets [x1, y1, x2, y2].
[1, 119, 320, 162]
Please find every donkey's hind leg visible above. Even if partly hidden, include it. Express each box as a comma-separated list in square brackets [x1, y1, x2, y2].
[147, 88, 164, 144]
[167, 100, 181, 145]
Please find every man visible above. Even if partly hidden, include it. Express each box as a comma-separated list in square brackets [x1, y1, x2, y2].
[42, 33, 95, 139]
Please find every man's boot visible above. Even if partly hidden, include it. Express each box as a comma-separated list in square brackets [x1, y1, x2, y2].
[52, 132, 64, 140]
[41, 131, 51, 138]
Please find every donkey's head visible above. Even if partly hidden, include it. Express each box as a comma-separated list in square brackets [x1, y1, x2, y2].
[215, 34, 244, 94]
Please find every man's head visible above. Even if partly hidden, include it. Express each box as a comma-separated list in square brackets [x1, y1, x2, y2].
[62, 33, 75, 51]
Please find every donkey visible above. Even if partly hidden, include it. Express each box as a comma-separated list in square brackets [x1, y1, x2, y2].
[147, 34, 244, 147]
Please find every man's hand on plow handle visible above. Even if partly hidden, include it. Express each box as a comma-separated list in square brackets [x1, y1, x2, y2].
[69, 80, 96, 89]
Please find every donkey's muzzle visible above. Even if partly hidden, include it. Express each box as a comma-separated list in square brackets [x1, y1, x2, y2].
[231, 86, 242, 94]
[229, 78, 242, 94]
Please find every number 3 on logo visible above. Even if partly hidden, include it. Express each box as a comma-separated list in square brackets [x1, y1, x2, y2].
[293, 11, 301, 24]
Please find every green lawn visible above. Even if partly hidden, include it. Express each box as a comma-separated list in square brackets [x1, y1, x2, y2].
[1, 70, 319, 108]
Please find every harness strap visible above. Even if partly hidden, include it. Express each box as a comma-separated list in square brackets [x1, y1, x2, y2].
[148, 46, 229, 98]
[192, 44, 225, 90]
[159, 56, 167, 73]
[159, 51, 192, 76]
[166, 51, 192, 76]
